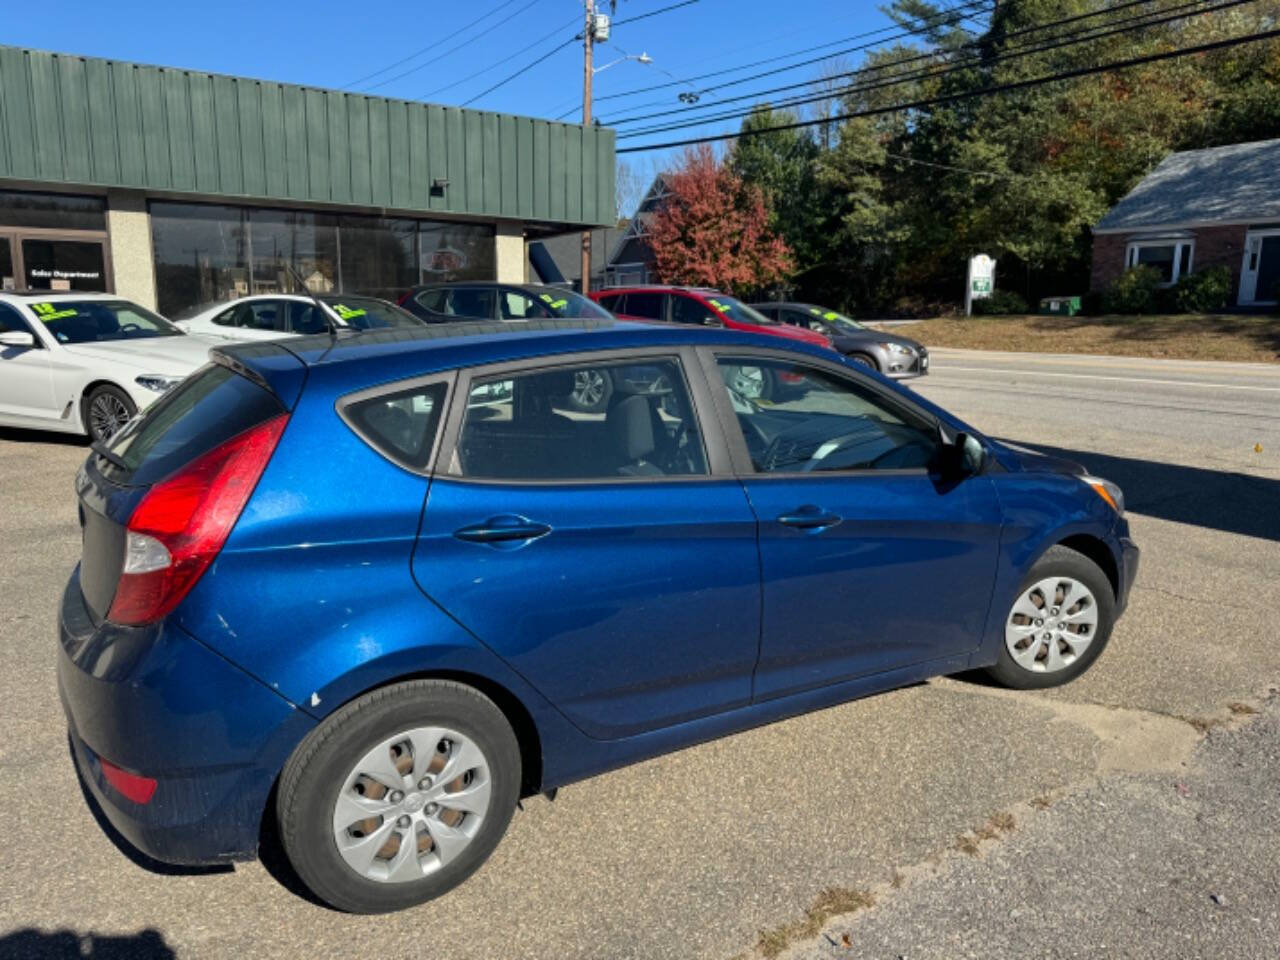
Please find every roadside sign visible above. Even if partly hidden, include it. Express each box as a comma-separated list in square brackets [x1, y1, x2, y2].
[965, 254, 995, 316]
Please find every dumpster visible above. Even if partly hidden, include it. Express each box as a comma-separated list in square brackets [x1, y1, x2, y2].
[1039, 296, 1082, 316]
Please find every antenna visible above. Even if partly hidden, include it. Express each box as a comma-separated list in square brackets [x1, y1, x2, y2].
[286, 265, 340, 339]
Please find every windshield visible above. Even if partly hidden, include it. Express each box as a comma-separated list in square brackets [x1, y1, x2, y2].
[806, 306, 865, 331]
[30, 299, 181, 344]
[321, 296, 423, 330]
[706, 295, 777, 325]
[530, 288, 613, 319]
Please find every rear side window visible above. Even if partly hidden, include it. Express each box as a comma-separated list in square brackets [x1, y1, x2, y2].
[345, 382, 448, 470]
[623, 292, 664, 320]
[452, 358, 707, 481]
[102, 364, 285, 486]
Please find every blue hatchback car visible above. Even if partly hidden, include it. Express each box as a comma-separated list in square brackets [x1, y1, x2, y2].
[59, 318, 1137, 913]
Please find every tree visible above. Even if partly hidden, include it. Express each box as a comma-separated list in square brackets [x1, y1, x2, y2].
[647, 144, 792, 295]
[615, 160, 649, 223]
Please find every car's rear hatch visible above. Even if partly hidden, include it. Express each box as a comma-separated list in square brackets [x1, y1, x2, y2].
[76, 346, 303, 624]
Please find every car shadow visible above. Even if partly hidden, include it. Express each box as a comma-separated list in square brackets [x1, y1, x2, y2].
[999, 439, 1280, 543]
[68, 737, 232, 878]
[0, 928, 174, 960]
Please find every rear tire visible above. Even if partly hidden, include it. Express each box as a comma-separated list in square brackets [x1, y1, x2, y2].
[82, 384, 136, 443]
[277, 680, 521, 913]
[985, 545, 1115, 690]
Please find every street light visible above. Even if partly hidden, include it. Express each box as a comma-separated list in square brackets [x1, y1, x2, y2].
[593, 51, 653, 75]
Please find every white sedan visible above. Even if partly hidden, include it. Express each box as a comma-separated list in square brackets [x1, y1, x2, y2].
[0, 292, 221, 443]
[173, 293, 423, 341]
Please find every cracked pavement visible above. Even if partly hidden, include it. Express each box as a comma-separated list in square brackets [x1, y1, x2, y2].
[1, 348, 1278, 959]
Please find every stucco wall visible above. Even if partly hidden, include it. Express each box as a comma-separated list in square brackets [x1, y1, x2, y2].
[105, 190, 158, 311]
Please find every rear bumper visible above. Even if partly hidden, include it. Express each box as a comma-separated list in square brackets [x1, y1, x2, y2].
[57, 568, 315, 865]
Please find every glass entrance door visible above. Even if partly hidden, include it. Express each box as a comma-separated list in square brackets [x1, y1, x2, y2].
[1240, 231, 1280, 304]
[20, 238, 109, 292]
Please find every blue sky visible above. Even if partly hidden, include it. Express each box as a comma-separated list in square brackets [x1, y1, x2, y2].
[6, 0, 898, 165]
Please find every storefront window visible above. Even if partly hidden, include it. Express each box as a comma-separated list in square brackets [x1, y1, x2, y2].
[338, 215, 418, 301]
[0, 190, 106, 232]
[0, 238, 13, 291]
[420, 222, 495, 283]
[152, 201, 497, 317]
[151, 203, 250, 317]
[249, 209, 338, 295]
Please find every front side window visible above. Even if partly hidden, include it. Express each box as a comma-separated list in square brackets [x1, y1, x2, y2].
[29, 299, 180, 344]
[453, 358, 707, 480]
[500, 291, 554, 320]
[217, 300, 283, 331]
[441, 287, 496, 321]
[287, 301, 330, 335]
[0, 303, 35, 337]
[671, 294, 717, 325]
[716, 356, 938, 473]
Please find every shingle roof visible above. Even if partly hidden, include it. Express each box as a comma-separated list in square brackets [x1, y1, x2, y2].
[1094, 137, 1280, 233]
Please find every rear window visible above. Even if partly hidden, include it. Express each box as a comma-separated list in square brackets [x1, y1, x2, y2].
[100, 364, 285, 486]
[324, 297, 422, 330]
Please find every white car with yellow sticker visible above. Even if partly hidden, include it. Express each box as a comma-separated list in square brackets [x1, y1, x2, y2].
[0, 292, 224, 443]
[172, 293, 425, 342]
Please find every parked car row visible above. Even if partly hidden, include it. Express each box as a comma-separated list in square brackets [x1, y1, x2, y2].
[0, 283, 925, 443]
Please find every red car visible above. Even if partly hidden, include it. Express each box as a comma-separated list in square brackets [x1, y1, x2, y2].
[590, 286, 833, 351]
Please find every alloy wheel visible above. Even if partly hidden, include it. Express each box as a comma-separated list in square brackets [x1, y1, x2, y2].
[1005, 576, 1099, 673]
[331, 726, 492, 883]
[572, 369, 608, 409]
[89, 393, 132, 442]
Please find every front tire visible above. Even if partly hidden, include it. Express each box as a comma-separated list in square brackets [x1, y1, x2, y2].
[83, 384, 136, 443]
[277, 680, 521, 913]
[985, 545, 1115, 689]
[847, 353, 879, 372]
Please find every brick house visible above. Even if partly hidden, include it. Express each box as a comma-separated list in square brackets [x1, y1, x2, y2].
[1091, 137, 1280, 307]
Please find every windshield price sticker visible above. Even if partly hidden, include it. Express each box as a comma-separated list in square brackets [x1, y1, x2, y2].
[32, 302, 78, 322]
[823, 311, 840, 320]
[332, 304, 367, 320]
[708, 299, 731, 313]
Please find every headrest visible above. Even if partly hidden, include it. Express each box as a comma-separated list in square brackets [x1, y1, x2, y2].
[606, 394, 656, 462]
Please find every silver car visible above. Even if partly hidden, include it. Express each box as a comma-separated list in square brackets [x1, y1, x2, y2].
[751, 302, 929, 378]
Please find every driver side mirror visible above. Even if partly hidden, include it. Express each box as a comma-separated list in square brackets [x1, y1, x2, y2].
[938, 430, 986, 478]
[0, 330, 36, 349]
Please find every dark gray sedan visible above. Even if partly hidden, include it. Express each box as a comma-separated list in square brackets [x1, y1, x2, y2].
[751, 302, 929, 379]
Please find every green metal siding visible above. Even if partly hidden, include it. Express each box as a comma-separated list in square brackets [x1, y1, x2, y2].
[0, 46, 615, 227]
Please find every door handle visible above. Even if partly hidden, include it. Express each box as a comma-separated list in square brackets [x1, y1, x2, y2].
[776, 506, 842, 531]
[454, 515, 552, 544]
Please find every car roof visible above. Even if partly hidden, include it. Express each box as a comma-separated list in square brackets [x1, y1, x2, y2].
[596, 285, 722, 295]
[410, 281, 575, 294]
[217, 317, 839, 398]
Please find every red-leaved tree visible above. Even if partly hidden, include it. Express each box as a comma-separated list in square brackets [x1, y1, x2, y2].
[647, 144, 792, 294]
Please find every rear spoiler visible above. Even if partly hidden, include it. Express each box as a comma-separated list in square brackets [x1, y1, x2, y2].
[210, 342, 308, 410]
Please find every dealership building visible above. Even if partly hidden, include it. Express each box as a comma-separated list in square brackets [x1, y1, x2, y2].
[0, 45, 615, 316]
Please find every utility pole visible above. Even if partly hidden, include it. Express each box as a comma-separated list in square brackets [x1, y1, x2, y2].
[580, 0, 595, 296]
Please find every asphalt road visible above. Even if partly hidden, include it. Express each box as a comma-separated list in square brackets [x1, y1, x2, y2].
[1, 347, 1278, 960]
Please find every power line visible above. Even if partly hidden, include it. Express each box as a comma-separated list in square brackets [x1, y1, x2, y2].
[612, 0, 702, 27]
[610, 0, 1218, 127]
[616, 0, 1249, 136]
[342, 0, 529, 90]
[590, 0, 992, 108]
[460, 35, 580, 107]
[420, 14, 581, 100]
[616, 26, 1280, 153]
[361, 0, 544, 92]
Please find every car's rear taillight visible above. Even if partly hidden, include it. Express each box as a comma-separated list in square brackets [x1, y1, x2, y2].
[107, 414, 289, 626]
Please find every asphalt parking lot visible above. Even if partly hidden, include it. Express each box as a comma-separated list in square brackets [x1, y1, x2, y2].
[2, 347, 1278, 959]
